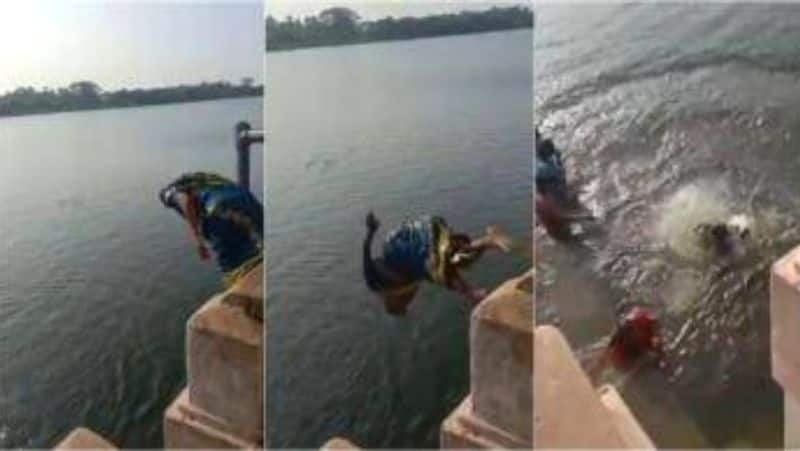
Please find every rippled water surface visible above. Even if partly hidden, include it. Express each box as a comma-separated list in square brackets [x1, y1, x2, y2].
[0, 98, 262, 448]
[266, 30, 532, 448]
[535, 4, 800, 447]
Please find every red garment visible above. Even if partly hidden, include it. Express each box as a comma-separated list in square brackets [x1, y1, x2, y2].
[609, 307, 660, 370]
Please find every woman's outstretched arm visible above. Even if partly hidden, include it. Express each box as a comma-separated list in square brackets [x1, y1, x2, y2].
[363, 215, 384, 291]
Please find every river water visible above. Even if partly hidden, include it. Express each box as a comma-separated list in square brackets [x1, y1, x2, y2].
[265, 30, 532, 448]
[0, 97, 262, 448]
[535, 4, 800, 447]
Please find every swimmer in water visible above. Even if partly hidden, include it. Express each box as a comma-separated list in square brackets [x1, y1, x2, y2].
[159, 172, 264, 319]
[535, 128, 595, 240]
[588, 306, 667, 382]
[694, 218, 751, 257]
[363, 211, 512, 316]
[536, 128, 568, 203]
[535, 128, 571, 240]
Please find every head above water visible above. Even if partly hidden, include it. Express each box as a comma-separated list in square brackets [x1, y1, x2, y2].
[621, 306, 657, 325]
[710, 224, 730, 241]
[617, 306, 661, 350]
[697, 221, 752, 256]
[537, 139, 556, 159]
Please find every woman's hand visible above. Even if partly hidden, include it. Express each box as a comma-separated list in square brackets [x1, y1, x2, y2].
[366, 211, 380, 233]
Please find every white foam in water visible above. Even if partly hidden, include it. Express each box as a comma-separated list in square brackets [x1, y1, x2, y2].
[657, 180, 733, 262]
[727, 213, 752, 233]
[663, 268, 703, 315]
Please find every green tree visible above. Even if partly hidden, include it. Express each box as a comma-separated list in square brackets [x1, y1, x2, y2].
[265, 5, 533, 52]
[319, 7, 361, 43]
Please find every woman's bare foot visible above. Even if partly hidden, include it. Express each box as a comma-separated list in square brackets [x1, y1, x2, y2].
[486, 225, 512, 252]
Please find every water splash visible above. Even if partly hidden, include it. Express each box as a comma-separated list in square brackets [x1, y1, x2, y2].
[656, 180, 733, 262]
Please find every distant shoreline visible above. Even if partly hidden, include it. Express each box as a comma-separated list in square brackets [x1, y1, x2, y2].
[266, 5, 533, 53]
[0, 82, 262, 119]
[266, 27, 531, 54]
[0, 93, 262, 120]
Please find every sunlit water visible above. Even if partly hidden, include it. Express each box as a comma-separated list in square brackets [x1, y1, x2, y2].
[266, 30, 532, 448]
[0, 98, 262, 448]
[535, 4, 800, 447]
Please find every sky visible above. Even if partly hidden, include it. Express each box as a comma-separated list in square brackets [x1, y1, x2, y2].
[0, 1, 263, 94]
[266, 1, 526, 21]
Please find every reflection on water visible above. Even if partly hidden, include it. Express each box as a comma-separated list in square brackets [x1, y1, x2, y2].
[0, 98, 262, 448]
[536, 4, 800, 447]
[266, 30, 532, 448]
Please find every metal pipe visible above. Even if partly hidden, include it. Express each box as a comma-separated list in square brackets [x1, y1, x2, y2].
[235, 121, 264, 191]
[243, 130, 264, 143]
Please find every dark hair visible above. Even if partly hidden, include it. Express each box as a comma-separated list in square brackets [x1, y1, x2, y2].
[711, 224, 730, 240]
[159, 182, 195, 216]
[451, 233, 472, 247]
[538, 139, 556, 158]
[159, 185, 179, 210]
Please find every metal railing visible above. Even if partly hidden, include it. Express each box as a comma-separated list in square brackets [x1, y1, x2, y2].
[235, 121, 264, 192]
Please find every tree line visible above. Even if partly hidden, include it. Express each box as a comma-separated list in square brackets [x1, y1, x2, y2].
[0, 79, 263, 118]
[266, 5, 533, 52]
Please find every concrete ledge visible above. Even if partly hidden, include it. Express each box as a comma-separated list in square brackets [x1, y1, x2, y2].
[599, 385, 655, 449]
[55, 428, 116, 449]
[786, 393, 800, 448]
[535, 325, 628, 448]
[470, 271, 533, 442]
[187, 293, 263, 438]
[164, 388, 260, 449]
[321, 437, 361, 449]
[440, 271, 533, 448]
[441, 395, 529, 449]
[771, 246, 800, 403]
[771, 246, 800, 449]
